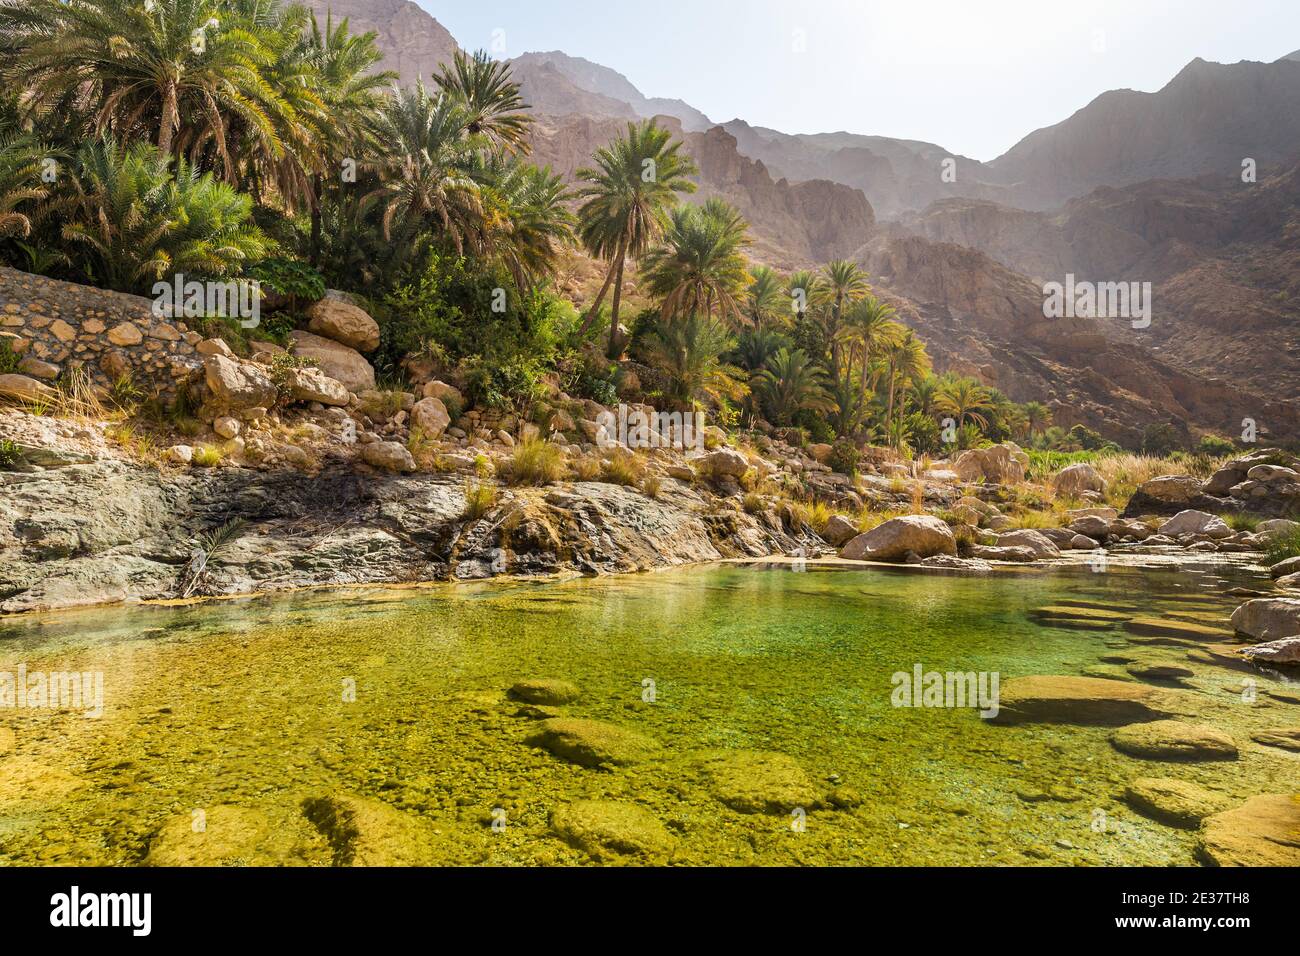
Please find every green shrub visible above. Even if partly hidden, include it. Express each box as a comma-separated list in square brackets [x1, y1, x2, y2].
[0, 338, 19, 374]
[829, 438, 860, 476]
[250, 257, 326, 311]
[0, 438, 22, 469]
[600, 454, 645, 487]
[1198, 434, 1237, 457]
[1264, 526, 1300, 565]
[462, 480, 498, 520]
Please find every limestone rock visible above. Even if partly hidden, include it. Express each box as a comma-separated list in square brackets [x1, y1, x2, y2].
[302, 794, 444, 866]
[360, 441, 416, 473]
[146, 805, 287, 866]
[203, 354, 278, 411]
[527, 718, 660, 768]
[1110, 720, 1238, 761]
[1231, 598, 1300, 642]
[1198, 794, 1300, 867]
[699, 750, 820, 814]
[994, 529, 1061, 559]
[0, 373, 57, 403]
[822, 514, 860, 547]
[306, 294, 380, 352]
[703, 448, 749, 478]
[289, 330, 375, 392]
[509, 679, 580, 706]
[1239, 636, 1300, 664]
[409, 397, 451, 438]
[1159, 510, 1231, 539]
[1123, 778, 1228, 829]
[841, 515, 956, 562]
[988, 675, 1184, 725]
[1053, 463, 1106, 497]
[285, 366, 350, 407]
[551, 800, 675, 862]
[953, 442, 1029, 485]
[106, 321, 143, 346]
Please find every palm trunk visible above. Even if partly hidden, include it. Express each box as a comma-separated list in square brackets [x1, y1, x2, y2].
[607, 254, 626, 359]
[310, 173, 323, 267]
[158, 80, 178, 157]
[579, 254, 620, 334]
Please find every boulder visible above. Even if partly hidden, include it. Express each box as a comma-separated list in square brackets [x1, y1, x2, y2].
[1270, 556, 1300, 579]
[306, 294, 380, 352]
[360, 441, 416, 473]
[698, 750, 820, 814]
[0, 373, 57, 403]
[703, 448, 749, 479]
[165, 445, 193, 465]
[1198, 794, 1300, 867]
[302, 793, 447, 866]
[1203, 467, 1247, 496]
[808, 443, 833, 463]
[1159, 510, 1232, 540]
[509, 679, 580, 706]
[1123, 474, 1215, 516]
[146, 805, 286, 866]
[1124, 778, 1228, 829]
[1248, 464, 1300, 483]
[953, 442, 1029, 485]
[1109, 720, 1238, 761]
[203, 354, 278, 411]
[527, 718, 660, 768]
[1068, 514, 1112, 540]
[422, 380, 464, 407]
[289, 330, 375, 392]
[409, 397, 451, 439]
[1260, 519, 1300, 539]
[1230, 599, 1300, 642]
[285, 366, 350, 407]
[1240, 636, 1300, 664]
[994, 529, 1061, 559]
[822, 515, 860, 547]
[196, 337, 234, 358]
[969, 544, 1038, 563]
[1053, 463, 1106, 497]
[551, 801, 675, 862]
[17, 357, 60, 380]
[987, 675, 1184, 725]
[1252, 728, 1300, 752]
[841, 515, 957, 562]
[213, 416, 241, 440]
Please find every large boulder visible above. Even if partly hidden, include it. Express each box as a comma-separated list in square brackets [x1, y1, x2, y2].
[1123, 474, 1209, 517]
[953, 443, 1029, 485]
[306, 294, 380, 352]
[1159, 510, 1232, 540]
[203, 354, 278, 411]
[822, 515, 861, 547]
[0, 373, 57, 404]
[994, 529, 1061, 559]
[702, 448, 749, 479]
[1231, 599, 1300, 642]
[840, 515, 957, 562]
[1109, 721, 1238, 762]
[1240, 637, 1300, 664]
[551, 801, 675, 863]
[289, 330, 375, 393]
[1053, 463, 1106, 497]
[527, 718, 660, 768]
[285, 366, 350, 407]
[409, 397, 451, 439]
[1124, 778, 1228, 829]
[1198, 794, 1300, 867]
[360, 441, 416, 473]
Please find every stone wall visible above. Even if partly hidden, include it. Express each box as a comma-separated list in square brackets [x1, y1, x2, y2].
[0, 267, 203, 401]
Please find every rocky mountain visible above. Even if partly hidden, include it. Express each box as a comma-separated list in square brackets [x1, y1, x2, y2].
[905, 160, 1300, 403]
[985, 54, 1300, 210]
[509, 51, 714, 131]
[302, 0, 458, 84]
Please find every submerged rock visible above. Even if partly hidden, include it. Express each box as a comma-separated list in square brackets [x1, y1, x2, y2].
[1123, 778, 1228, 829]
[509, 679, 581, 706]
[1252, 727, 1300, 752]
[527, 718, 660, 768]
[1110, 720, 1238, 761]
[550, 800, 675, 862]
[147, 805, 290, 866]
[699, 750, 821, 814]
[988, 676, 1185, 726]
[301, 793, 457, 866]
[1198, 794, 1300, 867]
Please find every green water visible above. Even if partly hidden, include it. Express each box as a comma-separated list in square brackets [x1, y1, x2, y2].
[1, 559, 1296, 866]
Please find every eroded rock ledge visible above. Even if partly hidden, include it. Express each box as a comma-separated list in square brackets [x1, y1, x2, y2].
[0, 457, 825, 615]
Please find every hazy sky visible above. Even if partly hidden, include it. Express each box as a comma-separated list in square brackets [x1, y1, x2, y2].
[423, 0, 1300, 160]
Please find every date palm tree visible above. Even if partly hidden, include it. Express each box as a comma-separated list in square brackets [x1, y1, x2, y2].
[936, 375, 994, 433]
[746, 265, 784, 328]
[820, 259, 870, 371]
[1022, 400, 1052, 438]
[842, 295, 900, 401]
[640, 198, 750, 326]
[479, 157, 575, 293]
[882, 329, 930, 444]
[641, 312, 745, 410]
[575, 119, 697, 356]
[754, 347, 834, 426]
[433, 49, 533, 155]
[0, 134, 51, 239]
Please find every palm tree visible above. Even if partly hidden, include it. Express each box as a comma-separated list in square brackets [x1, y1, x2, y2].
[936, 376, 994, 432]
[0, 134, 51, 239]
[575, 119, 698, 356]
[754, 347, 834, 426]
[640, 198, 750, 326]
[433, 50, 533, 154]
[820, 259, 870, 371]
[841, 295, 900, 401]
[479, 157, 575, 293]
[733, 325, 789, 373]
[746, 265, 784, 328]
[57, 137, 266, 293]
[369, 82, 483, 253]
[882, 329, 931, 444]
[304, 12, 394, 263]
[640, 313, 745, 410]
[1, 0, 289, 161]
[1022, 401, 1052, 438]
